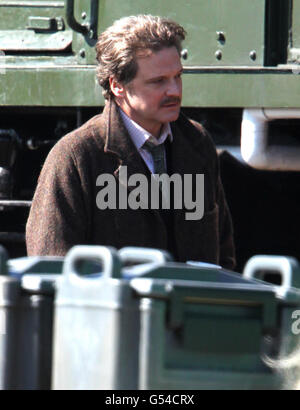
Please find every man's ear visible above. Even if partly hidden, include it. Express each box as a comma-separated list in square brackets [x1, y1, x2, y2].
[109, 77, 125, 98]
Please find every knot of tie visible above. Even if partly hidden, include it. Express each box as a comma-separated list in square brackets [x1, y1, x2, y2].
[143, 140, 166, 175]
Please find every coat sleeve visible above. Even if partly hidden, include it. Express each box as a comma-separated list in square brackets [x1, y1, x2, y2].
[26, 138, 89, 256]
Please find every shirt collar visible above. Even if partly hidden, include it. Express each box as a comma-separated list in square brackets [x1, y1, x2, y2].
[119, 107, 173, 151]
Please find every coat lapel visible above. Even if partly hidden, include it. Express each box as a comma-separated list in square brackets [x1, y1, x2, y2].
[170, 113, 209, 176]
[102, 99, 168, 249]
[170, 114, 214, 262]
[103, 99, 150, 187]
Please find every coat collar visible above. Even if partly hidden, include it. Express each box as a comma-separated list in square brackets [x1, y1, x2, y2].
[101, 98, 210, 194]
[170, 112, 210, 176]
[103, 98, 150, 180]
[103, 98, 209, 174]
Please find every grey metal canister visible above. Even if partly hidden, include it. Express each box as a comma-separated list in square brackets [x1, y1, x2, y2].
[0, 248, 63, 389]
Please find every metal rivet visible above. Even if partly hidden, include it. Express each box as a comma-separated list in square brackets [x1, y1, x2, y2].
[216, 31, 226, 44]
[250, 50, 257, 61]
[81, 12, 87, 20]
[181, 49, 188, 60]
[79, 49, 86, 58]
[215, 50, 222, 60]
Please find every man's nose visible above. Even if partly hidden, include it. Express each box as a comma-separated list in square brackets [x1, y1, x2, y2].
[166, 78, 182, 97]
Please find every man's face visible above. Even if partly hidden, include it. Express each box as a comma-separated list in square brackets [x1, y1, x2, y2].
[113, 46, 183, 137]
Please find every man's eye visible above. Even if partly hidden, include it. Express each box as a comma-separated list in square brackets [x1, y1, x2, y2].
[151, 78, 164, 84]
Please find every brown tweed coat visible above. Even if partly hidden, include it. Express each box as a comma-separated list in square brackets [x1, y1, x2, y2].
[26, 99, 236, 269]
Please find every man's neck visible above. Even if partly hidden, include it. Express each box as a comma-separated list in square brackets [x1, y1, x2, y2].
[118, 106, 173, 149]
[115, 101, 162, 138]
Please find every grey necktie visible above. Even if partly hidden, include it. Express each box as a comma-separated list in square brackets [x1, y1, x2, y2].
[143, 140, 167, 175]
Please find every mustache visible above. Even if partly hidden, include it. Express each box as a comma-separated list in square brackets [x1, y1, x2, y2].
[160, 97, 181, 106]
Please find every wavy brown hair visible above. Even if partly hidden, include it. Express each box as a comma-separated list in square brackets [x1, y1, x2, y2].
[95, 15, 186, 100]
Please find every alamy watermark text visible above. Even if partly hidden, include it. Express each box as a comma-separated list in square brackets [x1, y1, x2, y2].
[96, 166, 204, 221]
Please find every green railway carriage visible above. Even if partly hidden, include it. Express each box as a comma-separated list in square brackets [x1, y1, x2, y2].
[1, 0, 300, 271]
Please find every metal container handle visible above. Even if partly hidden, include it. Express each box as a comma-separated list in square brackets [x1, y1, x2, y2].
[243, 255, 299, 296]
[118, 247, 173, 265]
[63, 245, 121, 279]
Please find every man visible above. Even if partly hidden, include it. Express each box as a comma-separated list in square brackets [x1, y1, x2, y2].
[26, 15, 235, 269]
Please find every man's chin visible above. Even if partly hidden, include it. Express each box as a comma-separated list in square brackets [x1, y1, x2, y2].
[163, 106, 180, 123]
[164, 108, 181, 123]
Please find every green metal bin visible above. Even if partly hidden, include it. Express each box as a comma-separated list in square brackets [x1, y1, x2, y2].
[52, 246, 300, 390]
